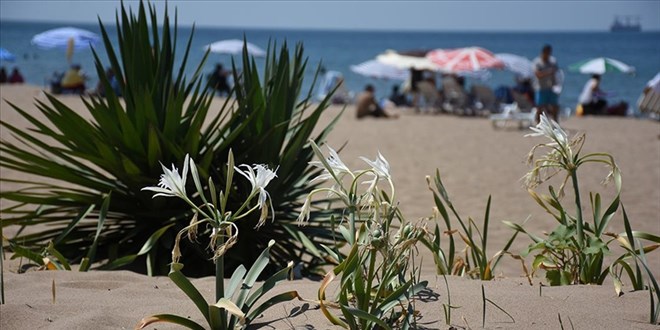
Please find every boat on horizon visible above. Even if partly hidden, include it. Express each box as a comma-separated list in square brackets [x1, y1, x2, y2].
[610, 16, 641, 32]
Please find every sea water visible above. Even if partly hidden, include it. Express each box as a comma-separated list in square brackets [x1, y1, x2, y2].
[1, 20, 658, 112]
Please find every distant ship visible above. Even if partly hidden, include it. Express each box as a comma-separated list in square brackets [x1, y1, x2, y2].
[610, 16, 641, 32]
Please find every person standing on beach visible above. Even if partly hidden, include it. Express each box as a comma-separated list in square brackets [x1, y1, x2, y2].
[208, 63, 230, 96]
[0, 67, 7, 83]
[533, 44, 560, 123]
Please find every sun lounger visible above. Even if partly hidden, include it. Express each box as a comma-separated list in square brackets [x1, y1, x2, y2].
[490, 91, 535, 129]
[441, 77, 469, 114]
[417, 80, 440, 113]
[638, 90, 660, 118]
[470, 84, 498, 115]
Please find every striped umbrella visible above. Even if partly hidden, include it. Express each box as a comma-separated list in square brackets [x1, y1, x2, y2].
[0, 48, 16, 61]
[426, 47, 504, 73]
[350, 59, 409, 80]
[568, 57, 635, 75]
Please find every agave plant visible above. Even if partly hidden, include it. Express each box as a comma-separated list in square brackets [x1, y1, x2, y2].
[1, 0, 341, 277]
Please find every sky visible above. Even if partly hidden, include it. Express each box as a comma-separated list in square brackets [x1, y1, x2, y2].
[1, 1, 659, 32]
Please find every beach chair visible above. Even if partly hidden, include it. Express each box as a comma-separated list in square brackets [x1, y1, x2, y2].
[441, 77, 469, 114]
[512, 91, 534, 112]
[638, 90, 660, 119]
[417, 80, 440, 113]
[489, 91, 535, 129]
[470, 84, 498, 115]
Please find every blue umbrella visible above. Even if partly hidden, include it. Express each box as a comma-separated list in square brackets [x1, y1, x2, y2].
[0, 48, 16, 61]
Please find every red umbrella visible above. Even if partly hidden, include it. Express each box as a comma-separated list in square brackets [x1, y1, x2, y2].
[426, 47, 504, 73]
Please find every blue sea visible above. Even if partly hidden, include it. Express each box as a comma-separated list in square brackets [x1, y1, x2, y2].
[1, 20, 659, 113]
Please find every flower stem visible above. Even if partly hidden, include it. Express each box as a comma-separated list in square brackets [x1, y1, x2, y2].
[570, 169, 584, 248]
[216, 234, 225, 302]
[349, 207, 357, 245]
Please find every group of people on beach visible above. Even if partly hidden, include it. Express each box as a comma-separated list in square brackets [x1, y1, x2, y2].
[0, 66, 25, 84]
[47, 64, 121, 97]
[352, 44, 640, 122]
[353, 44, 564, 122]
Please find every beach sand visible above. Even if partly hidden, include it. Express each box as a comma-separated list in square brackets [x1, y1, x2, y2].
[1, 84, 659, 329]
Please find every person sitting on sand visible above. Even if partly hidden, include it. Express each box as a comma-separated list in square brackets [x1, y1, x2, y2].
[8, 67, 24, 84]
[579, 74, 607, 115]
[61, 64, 87, 94]
[388, 85, 408, 107]
[95, 67, 121, 97]
[356, 85, 396, 119]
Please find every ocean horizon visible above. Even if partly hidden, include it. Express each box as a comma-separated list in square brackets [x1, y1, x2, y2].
[2, 19, 658, 112]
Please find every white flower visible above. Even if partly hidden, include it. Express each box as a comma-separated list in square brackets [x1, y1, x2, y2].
[525, 113, 569, 148]
[235, 164, 278, 226]
[360, 152, 391, 180]
[142, 154, 190, 199]
[296, 197, 312, 225]
[359, 152, 392, 206]
[310, 145, 351, 182]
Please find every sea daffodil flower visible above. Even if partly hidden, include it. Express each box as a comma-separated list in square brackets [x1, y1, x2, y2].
[310, 145, 352, 183]
[142, 154, 190, 199]
[234, 164, 278, 226]
[525, 113, 569, 149]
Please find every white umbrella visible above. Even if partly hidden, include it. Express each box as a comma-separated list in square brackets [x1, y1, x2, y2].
[31, 27, 100, 50]
[204, 39, 266, 57]
[495, 53, 533, 78]
[350, 59, 409, 80]
[376, 50, 439, 71]
[568, 57, 635, 75]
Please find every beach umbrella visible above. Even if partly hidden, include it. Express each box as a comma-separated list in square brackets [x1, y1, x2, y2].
[495, 53, 533, 78]
[350, 59, 409, 80]
[426, 47, 504, 73]
[31, 27, 100, 50]
[568, 57, 635, 75]
[0, 48, 16, 61]
[32, 27, 100, 63]
[376, 50, 439, 71]
[204, 39, 266, 57]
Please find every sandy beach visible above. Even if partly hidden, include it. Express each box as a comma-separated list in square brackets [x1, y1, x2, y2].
[1, 84, 659, 329]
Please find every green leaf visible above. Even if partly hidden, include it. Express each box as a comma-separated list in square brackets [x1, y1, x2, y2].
[135, 314, 205, 330]
[345, 306, 392, 330]
[168, 263, 210, 322]
[46, 242, 71, 270]
[9, 242, 44, 266]
[246, 290, 302, 322]
[211, 298, 245, 323]
[226, 265, 247, 299]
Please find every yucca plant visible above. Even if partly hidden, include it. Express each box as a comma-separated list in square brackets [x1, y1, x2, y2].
[1, 0, 340, 277]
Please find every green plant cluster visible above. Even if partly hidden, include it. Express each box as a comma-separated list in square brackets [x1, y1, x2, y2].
[1, 0, 341, 277]
[305, 142, 428, 329]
